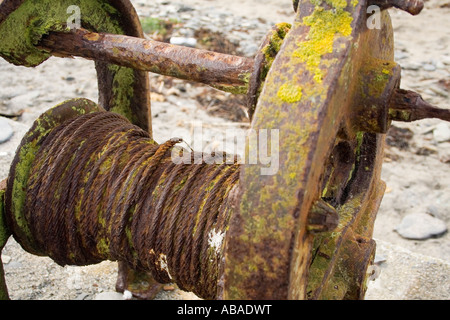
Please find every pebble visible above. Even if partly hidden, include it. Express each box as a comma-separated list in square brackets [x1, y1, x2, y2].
[1, 255, 11, 264]
[395, 213, 447, 240]
[374, 253, 387, 265]
[401, 61, 421, 71]
[93, 291, 126, 300]
[0, 117, 13, 144]
[423, 63, 437, 72]
[75, 293, 91, 300]
[169, 36, 197, 47]
[442, 55, 450, 66]
[437, 142, 450, 163]
[394, 50, 408, 60]
[433, 123, 450, 143]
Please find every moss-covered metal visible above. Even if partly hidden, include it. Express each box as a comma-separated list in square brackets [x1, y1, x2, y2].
[4, 99, 101, 256]
[0, 0, 151, 132]
[0, 184, 11, 300]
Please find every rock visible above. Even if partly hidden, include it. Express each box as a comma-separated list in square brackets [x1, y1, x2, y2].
[437, 142, 450, 163]
[433, 123, 450, 143]
[442, 55, 450, 66]
[366, 239, 450, 300]
[435, 60, 446, 69]
[426, 205, 440, 217]
[395, 213, 447, 240]
[0, 117, 13, 144]
[394, 50, 408, 60]
[75, 293, 91, 300]
[93, 291, 125, 300]
[169, 36, 197, 47]
[429, 85, 449, 98]
[123, 290, 133, 300]
[8, 90, 40, 108]
[422, 63, 437, 72]
[1, 255, 11, 264]
[402, 61, 421, 70]
[373, 253, 387, 264]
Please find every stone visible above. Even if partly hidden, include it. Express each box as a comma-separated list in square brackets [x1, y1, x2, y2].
[0, 117, 13, 144]
[402, 61, 421, 70]
[433, 123, 450, 143]
[93, 291, 125, 300]
[169, 37, 197, 48]
[394, 50, 408, 60]
[422, 63, 437, 72]
[75, 293, 91, 300]
[395, 213, 447, 240]
[437, 142, 450, 163]
[1, 255, 11, 264]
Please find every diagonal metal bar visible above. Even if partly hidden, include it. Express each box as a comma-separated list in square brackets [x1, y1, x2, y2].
[38, 28, 255, 94]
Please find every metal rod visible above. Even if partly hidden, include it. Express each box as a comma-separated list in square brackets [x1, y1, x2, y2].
[38, 28, 254, 94]
[389, 88, 450, 122]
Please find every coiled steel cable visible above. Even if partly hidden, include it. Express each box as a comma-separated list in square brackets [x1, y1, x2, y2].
[13, 110, 240, 300]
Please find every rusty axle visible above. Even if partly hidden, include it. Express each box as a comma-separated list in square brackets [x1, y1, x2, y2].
[38, 29, 450, 125]
[39, 28, 255, 94]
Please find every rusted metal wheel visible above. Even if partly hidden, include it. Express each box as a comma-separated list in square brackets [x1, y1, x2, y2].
[224, 0, 396, 299]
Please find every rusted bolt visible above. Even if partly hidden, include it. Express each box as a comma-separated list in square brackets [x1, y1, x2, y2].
[307, 200, 339, 234]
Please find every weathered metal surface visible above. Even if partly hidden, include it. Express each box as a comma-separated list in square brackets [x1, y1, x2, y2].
[38, 28, 254, 94]
[351, 61, 401, 133]
[4, 99, 101, 256]
[0, 0, 151, 132]
[247, 23, 292, 119]
[0, 0, 24, 25]
[4, 99, 240, 300]
[389, 89, 450, 122]
[369, 0, 424, 15]
[223, 0, 392, 299]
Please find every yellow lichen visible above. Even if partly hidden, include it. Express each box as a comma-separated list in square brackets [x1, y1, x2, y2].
[277, 82, 303, 103]
[293, 6, 353, 83]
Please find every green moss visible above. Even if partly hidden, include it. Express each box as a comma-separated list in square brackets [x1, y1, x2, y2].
[0, 190, 10, 249]
[108, 64, 136, 122]
[9, 99, 99, 254]
[0, 0, 122, 66]
[389, 108, 411, 121]
[139, 17, 179, 36]
[97, 238, 110, 257]
[306, 194, 363, 298]
[0, 0, 139, 125]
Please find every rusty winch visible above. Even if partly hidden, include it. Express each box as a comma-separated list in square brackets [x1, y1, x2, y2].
[0, 0, 449, 300]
